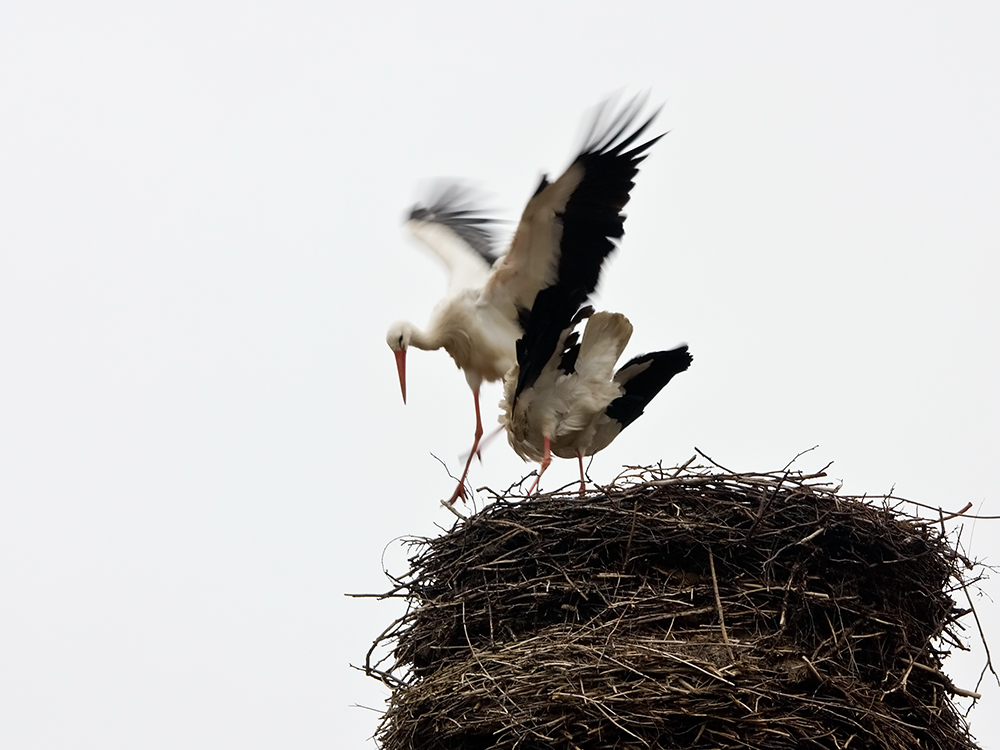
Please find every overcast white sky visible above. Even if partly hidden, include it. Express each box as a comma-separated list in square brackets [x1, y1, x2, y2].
[2, 2, 998, 748]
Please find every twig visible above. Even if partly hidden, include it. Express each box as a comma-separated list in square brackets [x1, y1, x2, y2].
[694, 447, 737, 475]
[909, 661, 982, 699]
[707, 546, 735, 662]
[782, 445, 820, 472]
[440, 499, 468, 519]
[960, 576, 999, 692]
[672, 454, 697, 477]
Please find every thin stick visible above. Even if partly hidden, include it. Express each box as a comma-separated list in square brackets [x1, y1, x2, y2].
[960, 576, 999, 691]
[707, 546, 735, 662]
[782, 444, 819, 471]
[440, 499, 468, 519]
[694, 447, 737, 475]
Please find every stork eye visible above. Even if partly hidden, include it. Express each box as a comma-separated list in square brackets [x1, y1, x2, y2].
[397, 335, 404, 347]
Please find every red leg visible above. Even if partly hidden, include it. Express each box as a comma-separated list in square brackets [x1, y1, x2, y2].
[458, 424, 504, 465]
[527, 436, 551, 495]
[577, 453, 586, 497]
[446, 388, 484, 505]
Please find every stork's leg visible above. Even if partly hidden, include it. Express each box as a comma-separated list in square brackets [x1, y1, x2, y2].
[577, 453, 586, 497]
[527, 436, 552, 495]
[445, 387, 484, 505]
[460, 423, 504, 465]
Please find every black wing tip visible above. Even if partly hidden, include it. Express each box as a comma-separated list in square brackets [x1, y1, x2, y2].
[605, 344, 692, 429]
[406, 182, 496, 222]
[539, 95, 665, 310]
[580, 93, 666, 160]
[619, 345, 693, 375]
[407, 182, 504, 264]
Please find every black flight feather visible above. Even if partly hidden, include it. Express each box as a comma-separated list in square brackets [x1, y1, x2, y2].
[605, 345, 692, 429]
[514, 97, 663, 398]
[557, 332, 582, 374]
[408, 184, 502, 266]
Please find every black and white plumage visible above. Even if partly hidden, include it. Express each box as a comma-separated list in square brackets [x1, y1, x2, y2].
[501, 309, 692, 495]
[386, 97, 663, 505]
[407, 186, 501, 267]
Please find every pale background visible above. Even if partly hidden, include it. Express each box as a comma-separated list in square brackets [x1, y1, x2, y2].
[1, 2, 997, 748]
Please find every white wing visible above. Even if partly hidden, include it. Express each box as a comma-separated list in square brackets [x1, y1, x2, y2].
[482, 164, 584, 322]
[485, 95, 663, 333]
[406, 186, 501, 295]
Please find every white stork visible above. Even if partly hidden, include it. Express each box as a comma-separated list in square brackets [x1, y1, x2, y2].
[386, 97, 663, 505]
[501, 308, 692, 495]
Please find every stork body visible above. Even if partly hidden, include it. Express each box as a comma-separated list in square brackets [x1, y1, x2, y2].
[387, 98, 663, 505]
[502, 310, 692, 495]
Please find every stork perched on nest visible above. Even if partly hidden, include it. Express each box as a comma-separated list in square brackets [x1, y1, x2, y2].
[386, 96, 663, 505]
[501, 306, 692, 495]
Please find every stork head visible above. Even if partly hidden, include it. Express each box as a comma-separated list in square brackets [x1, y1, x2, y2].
[385, 322, 413, 404]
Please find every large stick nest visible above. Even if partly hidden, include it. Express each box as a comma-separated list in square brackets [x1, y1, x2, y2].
[366, 462, 984, 749]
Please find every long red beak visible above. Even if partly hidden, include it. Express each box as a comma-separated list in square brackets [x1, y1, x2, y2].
[394, 349, 407, 404]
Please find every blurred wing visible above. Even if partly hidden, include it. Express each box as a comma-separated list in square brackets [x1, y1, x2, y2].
[406, 185, 502, 294]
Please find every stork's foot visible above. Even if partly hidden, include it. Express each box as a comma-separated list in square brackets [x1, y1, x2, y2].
[526, 474, 541, 495]
[527, 438, 552, 496]
[445, 481, 467, 506]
